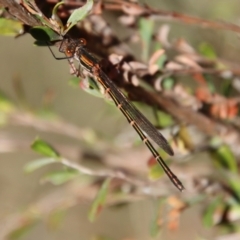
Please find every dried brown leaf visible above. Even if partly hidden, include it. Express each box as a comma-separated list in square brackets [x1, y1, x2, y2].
[92, 0, 103, 15]
[148, 64, 159, 75]
[174, 38, 196, 54]
[167, 196, 186, 231]
[128, 61, 148, 71]
[165, 61, 185, 71]
[108, 53, 124, 65]
[118, 15, 136, 26]
[148, 49, 165, 67]
[156, 24, 171, 48]
[121, 4, 145, 16]
[173, 84, 202, 110]
[131, 75, 140, 86]
[175, 55, 202, 70]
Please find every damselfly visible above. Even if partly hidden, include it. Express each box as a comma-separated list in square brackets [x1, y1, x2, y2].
[49, 37, 184, 191]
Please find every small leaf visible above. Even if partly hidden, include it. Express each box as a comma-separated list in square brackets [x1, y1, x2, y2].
[41, 169, 79, 185]
[0, 18, 22, 36]
[31, 138, 60, 158]
[156, 53, 167, 70]
[150, 199, 166, 237]
[198, 42, 217, 59]
[148, 161, 164, 180]
[24, 158, 57, 173]
[0, 91, 15, 113]
[156, 110, 174, 128]
[210, 137, 222, 148]
[154, 42, 167, 70]
[0, 91, 14, 126]
[64, 0, 93, 34]
[221, 79, 232, 97]
[203, 197, 224, 227]
[51, 1, 65, 31]
[205, 75, 216, 93]
[225, 173, 240, 200]
[78, 76, 115, 105]
[79, 76, 103, 98]
[48, 209, 67, 229]
[88, 178, 111, 222]
[212, 144, 237, 173]
[8, 219, 38, 240]
[30, 26, 60, 42]
[139, 18, 154, 61]
[178, 125, 194, 150]
[68, 76, 81, 87]
[162, 77, 175, 90]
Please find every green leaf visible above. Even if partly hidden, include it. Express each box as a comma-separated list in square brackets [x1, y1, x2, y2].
[35, 109, 58, 119]
[8, 220, 38, 240]
[178, 125, 194, 150]
[156, 53, 167, 70]
[78, 76, 115, 106]
[0, 91, 14, 113]
[64, 0, 93, 35]
[68, 76, 81, 87]
[139, 18, 154, 61]
[198, 42, 217, 59]
[150, 199, 166, 237]
[205, 75, 216, 93]
[203, 197, 224, 227]
[156, 110, 174, 128]
[225, 173, 240, 199]
[162, 77, 175, 90]
[51, 1, 65, 31]
[31, 138, 60, 158]
[148, 162, 164, 180]
[210, 137, 222, 148]
[48, 209, 67, 229]
[88, 178, 111, 222]
[24, 158, 57, 173]
[154, 43, 167, 70]
[212, 144, 237, 173]
[41, 169, 79, 185]
[221, 79, 232, 97]
[79, 76, 102, 97]
[30, 26, 60, 42]
[0, 18, 22, 36]
[0, 91, 14, 126]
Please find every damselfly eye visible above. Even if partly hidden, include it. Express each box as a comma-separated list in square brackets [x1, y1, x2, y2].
[79, 38, 86, 46]
[65, 49, 72, 57]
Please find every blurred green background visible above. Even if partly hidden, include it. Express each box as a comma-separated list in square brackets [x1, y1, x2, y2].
[0, 0, 240, 239]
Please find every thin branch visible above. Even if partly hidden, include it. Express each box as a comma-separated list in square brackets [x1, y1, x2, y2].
[60, 157, 145, 187]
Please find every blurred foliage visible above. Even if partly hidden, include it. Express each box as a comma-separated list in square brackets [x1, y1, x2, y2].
[88, 178, 111, 222]
[31, 138, 60, 158]
[0, 18, 23, 36]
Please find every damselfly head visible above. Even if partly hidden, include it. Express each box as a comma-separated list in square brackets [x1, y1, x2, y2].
[79, 38, 87, 46]
[65, 48, 74, 57]
[65, 42, 77, 57]
[58, 38, 87, 57]
[57, 38, 76, 57]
